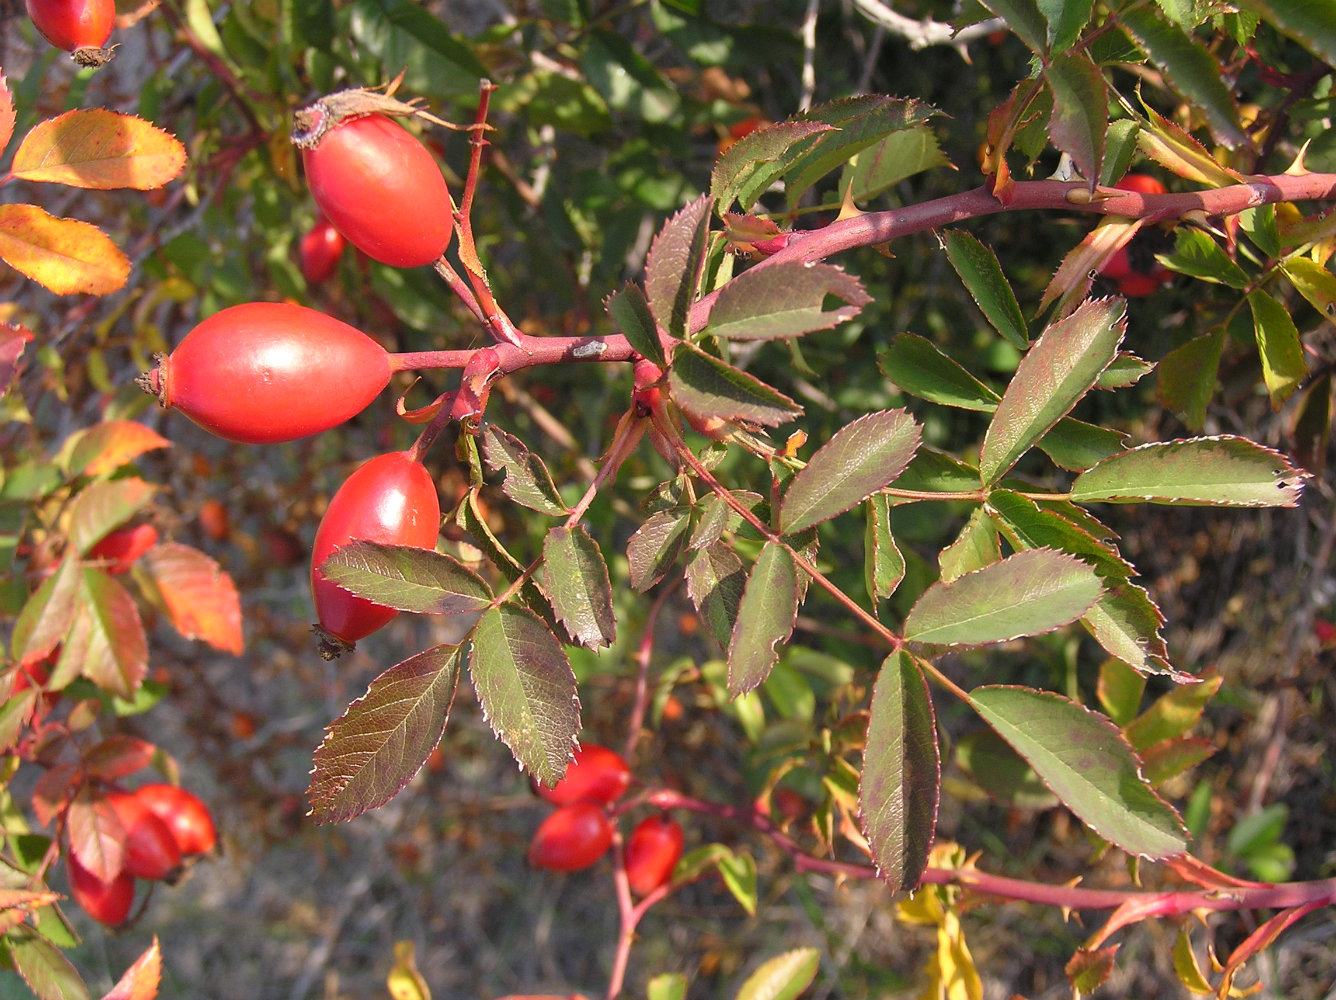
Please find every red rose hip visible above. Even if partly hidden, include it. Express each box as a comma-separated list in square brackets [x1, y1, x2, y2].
[624, 814, 684, 896]
[528, 801, 613, 872]
[536, 743, 631, 807]
[105, 790, 182, 881]
[67, 854, 135, 927]
[132, 783, 218, 857]
[26, 0, 113, 55]
[300, 213, 347, 285]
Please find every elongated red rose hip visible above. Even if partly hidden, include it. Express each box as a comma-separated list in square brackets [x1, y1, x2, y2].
[140, 302, 392, 444]
[311, 451, 440, 653]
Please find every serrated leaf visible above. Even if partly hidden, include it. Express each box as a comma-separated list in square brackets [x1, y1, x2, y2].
[1038, 417, 1129, 473]
[1039, 0, 1094, 50]
[457, 493, 561, 636]
[727, 543, 798, 695]
[308, 645, 462, 823]
[956, 729, 1059, 810]
[780, 410, 920, 534]
[669, 342, 801, 427]
[1249, 290, 1308, 408]
[1046, 52, 1108, 186]
[64, 422, 170, 479]
[102, 938, 162, 1000]
[139, 542, 243, 654]
[1237, 0, 1336, 70]
[1119, 6, 1249, 148]
[864, 493, 905, 602]
[67, 787, 125, 883]
[860, 651, 940, 891]
[11, 556, 80, 664]
[606, 282, 665, 367]
[735, 948, 821, 1000]
[1156, 329, 1223, 431]
[542, 525, 615, 649]
[645, 195, 712, 340]
[480, 425, 568, 516]
[1161, 228, 1250, 287]
[970, 685, 1187, 858]
[13, 110, 186, 190]
[1066, 946, 1118, 994]
[1069, 436, 1306, 506]
[712, 121, 833, 215]
[0, 204, 131, 296]
[627, 508, 692, 592]
[980, 297, 1127, 484]
[704, 261, 869, 341]
[65, 569, 147, 700]
[841, 125, 950, 204]
[904, 548, 1103, 647]
[1097, 352, 1154, 390]
[1135, 105, 1244, 186]
[686, 542, 746, 649]
[68, 478, 156, 555]
[8, 925, 91, 1000]
[469, 604, 580, 787]
[878, 335, 999, 412]
[319, 542, 492, 615]
[979, 0, 1049, 54]
[941, 231, 1029, 349]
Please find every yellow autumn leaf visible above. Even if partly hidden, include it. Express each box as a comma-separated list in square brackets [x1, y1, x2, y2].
[13, 109, 186, 190]
[0, 204, 130, 295]
[387, 940, 431, 1000]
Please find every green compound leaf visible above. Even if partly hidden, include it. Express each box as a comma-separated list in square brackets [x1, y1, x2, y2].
[879, 334, 999, 412]
[481, 424, 569, 516]
[606, 281, 666, 367]
[645, 194, 712, 340]
[712, 121, 832, 215]
[860, 651, 940, 891]
[308, 644, 462, 824]
[542, 524, 616, 649]
[319, 542, 492, 615]
[1237, 0, 1336, 68]
[669, 342, 802, 427]
[941, 230, 1029, 350]
[970, 685, 1187, 858]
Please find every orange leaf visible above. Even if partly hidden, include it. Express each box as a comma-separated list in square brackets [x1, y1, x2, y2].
[0, 204, 130, 295]
[67, 420, 171, 478]
[0, 73, 14, 151]
[141, 542, 244, 655]
[101, 937, 162, 1000]
[13, 109, 186, 190]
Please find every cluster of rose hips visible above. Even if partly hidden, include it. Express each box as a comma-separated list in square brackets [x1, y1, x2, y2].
[529, 744, 684, 898]
[66, 784, 217, 927]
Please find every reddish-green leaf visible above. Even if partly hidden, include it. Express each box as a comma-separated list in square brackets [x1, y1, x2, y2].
[1249, 290, 1308, 408]
[734, 947, 821, 1000]
[780, 409, 920, 534]
[1157, 329, 1224, 431]
[626, 508, 692, 592]
[1097, 659, 1146, 727]
[863, 493, 905, 603]
[8, 925, 91, 1000]
[669, 343, 801, 427]
[542, 525, 616, 649]
[1124, 674, 1221, 751]
[704, 261, 869, 341]
[481, 424, 568, 516]
[319, 542, 492, 616]
[860, 651, 940, 891]
[728, 542, 799, 695]
[13, 111, 186, 190]
[712, 121, 833, 214]
[904, 548, 1103, 647]
[67, 786, 125, 883]
[941, 230, 1029, 349]
[686, 541, 746, 649]
[1141, 737, 1215, 787]
[83, 735, 156, 783]
[308, 644, 462, 823]
[0, 204, 131, 296]
[1046, 52, 1107, 188]
[980, 297, 1126, 484]
[138, 543, 243, 655]
[0, 74, 13, 152]
[65, 569, 148, 700]
[645, 194, 711, 340]
[969, 685, 1187, 858]
[101, 938, 162, 1000]
[955, 729, 1058, 810]
[1069, 436, 1306, 507]
[68, 478, 156, 554]
[1066, 946, 1118, 994]
[469, 604, 580, 788]
[11, 556, 80, 665]
[606, 281, 666, 367]
[63, 421, 170, 479]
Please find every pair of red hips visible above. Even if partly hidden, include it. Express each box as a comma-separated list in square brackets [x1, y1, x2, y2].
[529, 744, 685, 897]
[67, 783, 217, 927]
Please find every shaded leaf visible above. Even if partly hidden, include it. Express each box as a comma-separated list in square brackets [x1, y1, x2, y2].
[645, 194, 712, 340]
[780, 409, 920, 534]
[8, 925, 91, 1000]
[1239, 0, 1336, 66]
[1249, 290, 1307, 408]
[1097, 352, 1154, 390]
[308, 645, 462, 823]
[840, 125, 950, 204]
[938, 507, 1000, 583]
[606, 282, 665, 367]
[704, 261, 869, 341]
[64, 422, 170, 479]
[65, 569, 148, 701]
[970, 685, 1187, 858]
[627, 508, 692, 592]
[735, 948, 821, 1000]
[728, 542, 799, 695]
[878, 334, 999, 412]
[1038, 417, 1129, 473]
[1162, 228, 1250, 288]
[686, 541, 746, 649]
[481, 425, 568, 516]
[0, 204, 131, 296]
[956, 729, 1059, 810]
[456, 494, 564, 638]
[1045, 52, 1107, 187]
[1141, 736, 1215, 787]
[1069, 436, 1306, 507]
[669, 342, 801, 427]
[13, 110, 186, 190]
[469, 604, 580, 788]
[712, 121, 833, 214]
[1098, 658, 1147, 727]
[1156, 329, 1224, 431]
[1039, 0, 1093, 50]
[860, 651, 940, 891]
[542, 525, 616, 649]
[319, 542, 492, 615]
[979, 0, 1048, 53]
[69, 478, 156, 555]
[941, 231, 1029, 349]
[139, 542, 243, 654]
[904, 548, 1103, 647]
[864, 493, 905, 602]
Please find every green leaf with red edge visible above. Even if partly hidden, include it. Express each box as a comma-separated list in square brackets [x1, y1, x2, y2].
[780, 409, 920, 535]
[712, 121, 833, 215]
[8, 926, 90, 1000]
[13, 111, 186, 190]
[969, 685, 1187, 858]
[64, 569, 147, 700]
[1070, 436, 1306, 507]
[1098, 658, 1146, 727]
[687, 541, 747, 649]
[727, 542, 799, 695]
[0, 204, 131, 296]
[878, 334, 999, 412]
[542, 525, 616, 649]
[703, 261, 870, 342]
[1119, 7, 1249, 148]
[904, 548, 1103, 647]
[0, 73, 13, 151]
[1141, 736, 1215, 786]
[83, 735, 157, 783]
[669, 342, 801, 427]
[102, 938, 162, 1000]
[840, 125, 950, 204]
[481, 424, 568, 516]
[456, 494, 563, 639]
[941, 231, 1029, 350]
[645, 194, 712, 340]
[1045, 52, 1107, 188]
[606, 281, 666, 368]
[860, 651, 940, 891]
[1249, 290, 1308, 408]
[67, 786, 127, 883]
[1136, 105, 1245, 186]
[62, 421, 171, 479]
[11, 556, 81, 665]
[308, 644, 463, 824]
[627, 508, 692, 592]
[1037, 416, 1128, 473]
[980, 296, 1127, 485]
[735, 947, 820, 1000]
[68, 478, 156, 555]
[1066, 945, 1119, 994]
[319, 542, 492, 615]
[1157, 329, 1224, 431]
[469, 604, 580, 788]
[1239, 0, 1336, 65]
[864, 493, 905, 603]
[1124, 673, 1221, 750]
[137, 542, 243, 655]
